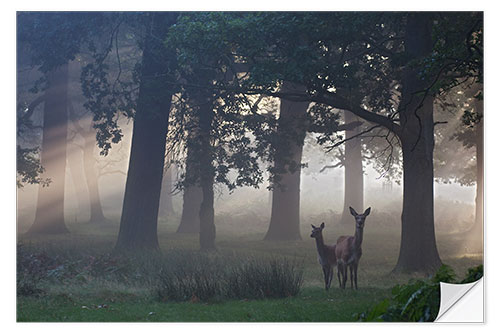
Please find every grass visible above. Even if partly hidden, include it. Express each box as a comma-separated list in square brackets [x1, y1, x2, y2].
[16, 213, 483, 322]
[18, 287, 390, 322]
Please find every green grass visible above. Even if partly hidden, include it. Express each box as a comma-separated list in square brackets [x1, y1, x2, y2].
[17, 215, 483, 322]
[17, 287, 390, 322]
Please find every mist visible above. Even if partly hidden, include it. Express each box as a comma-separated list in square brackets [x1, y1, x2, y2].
[16, 11, 483, 323]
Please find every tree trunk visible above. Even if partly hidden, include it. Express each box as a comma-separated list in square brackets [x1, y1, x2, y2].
[177, 185, 202, 233]
[199, 175, 215, 250]
[83, 135, 107, 223]
[28, 63, 70, 234]
[67, 146, 88, 221]
[265, 82, 309, 241]
[158, 165, 175, 219]
[115, 13, 176, 251]
[340, 111, 364, 225]
[393, 13, 442, 273]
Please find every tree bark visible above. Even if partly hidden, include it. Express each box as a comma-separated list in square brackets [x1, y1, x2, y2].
[114, 13, 176, 251]
[28, 63, 70, 234]
[177, 185, 202, 233]
[264, 82, 309, 241]
[340, 111, 364, 225]
[393, 13, 442, 273]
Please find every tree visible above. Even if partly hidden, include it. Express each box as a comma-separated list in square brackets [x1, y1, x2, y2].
[27, 62, 71, 234]
[114, 12, 178, 251]
[339, 111, 364, 225]
[159, 162, 176, 219]
[18, 12, 112, 233]
[176, 143, 202, 233]
[265, 82, 310, 240]
[167, 12, 482, 272]
[438, 83, 483, 252]
[68, 100, 108, 224]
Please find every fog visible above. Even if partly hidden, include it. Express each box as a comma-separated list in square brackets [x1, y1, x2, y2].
[17, 130, 476, 236]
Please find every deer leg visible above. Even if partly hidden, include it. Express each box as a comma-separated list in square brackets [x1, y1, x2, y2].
[327, 266, 333, 289]
[322, 266, 329, 290]
[354, 262, 358, 290]
[337, 263, 343, 288]
[349, 265, 354, 289]
[336, 263, 342, 288]
[342, 264, 348, 289]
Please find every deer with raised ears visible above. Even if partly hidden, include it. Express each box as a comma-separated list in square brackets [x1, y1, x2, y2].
[335, 207, 371, 289]
[310, 222, 340, 290]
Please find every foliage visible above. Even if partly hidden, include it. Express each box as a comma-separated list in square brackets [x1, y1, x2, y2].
[17, 244, 134, 296]
[156, 252, 303, 302]
[16, 145, 50, 188]
[16, 224, 483, 322]
[227, 257, 304, 299]
[17, 12, 105, 74]
[356, 264, 483, 322]
[434, 83, 481, 186]
[423, 12, 483, 93]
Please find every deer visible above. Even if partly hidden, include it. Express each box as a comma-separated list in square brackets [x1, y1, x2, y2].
[335, 207, 371, 290]
[310, 222, 340, 290]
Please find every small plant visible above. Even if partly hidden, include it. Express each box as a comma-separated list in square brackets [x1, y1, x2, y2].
[356, 264, 483, 322]
[227, 258, 304, 299]
[85, 253, 132, 281]
[156, 252, 304, 302]
[157, 253, 226, 302]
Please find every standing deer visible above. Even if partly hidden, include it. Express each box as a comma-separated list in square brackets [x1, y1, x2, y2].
[310, 222, 339, 290]
[335, 207, 371, 289]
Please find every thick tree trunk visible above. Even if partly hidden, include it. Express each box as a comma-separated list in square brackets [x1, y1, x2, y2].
[83, 136, 107, 223]
[395, 136, 442, 272]
[393, 13, 442, 273]
[340, 111, 364, 225]
[199, 175, 215, 250]
[177, 185, 202, 233]
[115, 13, 175, 251]
[28, 63, 70, 234]
[265, 82, 309, 241]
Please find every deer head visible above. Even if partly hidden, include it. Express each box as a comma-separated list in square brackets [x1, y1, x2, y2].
[349, 207, 371, 229]
[310, 222, 325, 238]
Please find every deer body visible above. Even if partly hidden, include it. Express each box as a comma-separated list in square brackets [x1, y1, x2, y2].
[311, 223, 340, 290]
[335, 207, 370, 289]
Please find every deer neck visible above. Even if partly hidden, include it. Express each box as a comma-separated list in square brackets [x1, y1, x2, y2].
[315, 234, 327, 258]
[354, 226, 364, 250]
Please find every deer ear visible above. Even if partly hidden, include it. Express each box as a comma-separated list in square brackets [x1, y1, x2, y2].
[364, 207, 371, 216]
[349, 207, 358, 216]
[320, 222, 325, 229]
[311, 224, 316, 229]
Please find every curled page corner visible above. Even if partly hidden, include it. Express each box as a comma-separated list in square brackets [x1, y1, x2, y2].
[435, 277, 484, 322]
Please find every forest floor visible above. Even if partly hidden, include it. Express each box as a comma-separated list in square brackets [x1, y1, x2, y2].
[16, 215, 483, 322]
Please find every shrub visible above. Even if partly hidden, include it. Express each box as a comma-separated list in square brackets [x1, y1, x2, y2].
[357, 264, 483, 322]
[156, 252, 304, 302]
[157, 253, 226, 302]
[227, 258, 303, 299]
[17, 244, 57, 296]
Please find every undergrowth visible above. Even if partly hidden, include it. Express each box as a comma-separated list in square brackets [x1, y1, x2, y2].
[356, 264, 483, 322]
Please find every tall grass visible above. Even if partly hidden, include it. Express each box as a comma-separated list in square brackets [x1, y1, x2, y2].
[156, 251, 304, 302]
[17, 244, 303, 302]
